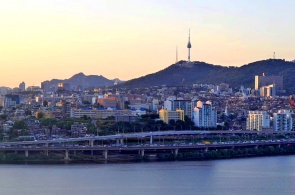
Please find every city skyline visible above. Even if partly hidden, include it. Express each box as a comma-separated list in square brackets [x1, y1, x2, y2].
[1, 0, 295, 88]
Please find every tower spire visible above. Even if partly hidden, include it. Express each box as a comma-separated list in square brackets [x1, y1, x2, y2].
[187, 29, 192, 62]
[176, 46, 178, 63]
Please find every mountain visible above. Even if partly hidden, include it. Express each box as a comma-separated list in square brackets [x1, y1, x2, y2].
[42, 73, 118, 90]
[120, 59, 295, 94]
[112, 78, 125, 85]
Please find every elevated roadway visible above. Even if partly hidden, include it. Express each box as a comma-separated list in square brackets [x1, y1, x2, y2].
[1, 140, 294, 160]
[1, 130, 293, 146]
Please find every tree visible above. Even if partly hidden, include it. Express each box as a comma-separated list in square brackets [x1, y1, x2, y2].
[169, 119, 176, 126]
[82, 100, 91, 105]
[124, 101, 130, 109]
[25, 109, 32, 116]
[0, 114, 7, 120]
[13, 120, 27, 130]
[184, 116, 195, 129]
[43, 100, 48, 107]
[220, 113, 226, 121]
[216, 125, 222, 130]
[93, 103, 103, 108]
[81, 115, 90, 120]
[36, 112, 44, 119]
[175, 120, 186, 130]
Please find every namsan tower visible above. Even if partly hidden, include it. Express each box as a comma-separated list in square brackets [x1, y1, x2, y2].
[187, 29, 192, 62]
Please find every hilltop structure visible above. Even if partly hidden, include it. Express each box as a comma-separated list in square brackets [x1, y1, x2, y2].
[187, 29, 192, 62]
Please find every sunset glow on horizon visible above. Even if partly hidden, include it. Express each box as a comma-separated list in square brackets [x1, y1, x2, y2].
[0, 0, 294, 88]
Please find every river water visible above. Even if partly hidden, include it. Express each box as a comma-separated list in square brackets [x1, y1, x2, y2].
[0, 156, 295, 195]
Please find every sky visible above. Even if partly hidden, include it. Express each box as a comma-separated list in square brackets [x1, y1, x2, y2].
[0, 0, 294, 88]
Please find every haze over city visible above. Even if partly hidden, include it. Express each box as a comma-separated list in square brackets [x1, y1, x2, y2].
[0, 0, 294, 88]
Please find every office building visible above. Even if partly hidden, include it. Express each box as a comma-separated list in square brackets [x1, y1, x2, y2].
[255, 74, 283, 91]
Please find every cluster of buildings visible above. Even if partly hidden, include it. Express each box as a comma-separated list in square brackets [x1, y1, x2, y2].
[0, 29, 293, 141]
[160, 99, 217, 128]
[154, 73, 291, 132]
[0, 60, 293, 140]
[246, 110, 293, 131]
[254, 73, 283, 97]
[1, 73, 294, 132]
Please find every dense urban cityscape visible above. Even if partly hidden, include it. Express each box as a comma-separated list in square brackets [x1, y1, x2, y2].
[0, 67, 294, 141]
[0, 28, 294, 165]
[1, 1, 295, 194]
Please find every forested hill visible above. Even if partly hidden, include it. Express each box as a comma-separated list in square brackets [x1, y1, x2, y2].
[120, 59, 295, 94]
[42, 73, 124, 90]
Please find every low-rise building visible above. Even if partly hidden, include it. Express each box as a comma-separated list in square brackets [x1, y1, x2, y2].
[70, 107, 130, 119]
[159, 109, 184, 124]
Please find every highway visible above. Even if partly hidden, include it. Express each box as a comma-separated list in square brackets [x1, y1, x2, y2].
[1, 130, 293, 146]
[0, 137, 294, 160]
[0, 139, 294, 151]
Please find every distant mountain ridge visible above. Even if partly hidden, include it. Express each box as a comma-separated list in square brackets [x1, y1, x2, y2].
[42, 73, 124, 90]
[120, 59, 295, 94]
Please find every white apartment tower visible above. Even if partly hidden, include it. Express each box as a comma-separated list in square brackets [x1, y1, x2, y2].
[193, 101, 217, 128]
[273, 110, 293, 131]
[246, 111, 270, 131]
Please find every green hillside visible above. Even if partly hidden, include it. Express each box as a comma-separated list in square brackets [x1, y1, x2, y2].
[121, 59, 295, 94]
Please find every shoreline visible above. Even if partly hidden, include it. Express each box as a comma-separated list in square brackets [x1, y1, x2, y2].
[0, 147, 294, 164]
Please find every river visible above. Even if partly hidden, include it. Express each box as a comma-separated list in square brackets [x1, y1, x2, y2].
[0, 156, 295, 195]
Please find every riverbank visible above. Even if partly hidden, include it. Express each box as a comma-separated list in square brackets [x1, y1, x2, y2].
[0, 145, 294, 164]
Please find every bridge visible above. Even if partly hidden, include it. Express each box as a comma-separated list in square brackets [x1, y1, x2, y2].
[1, 139, 294, 160]
[1, 130, 293, 147]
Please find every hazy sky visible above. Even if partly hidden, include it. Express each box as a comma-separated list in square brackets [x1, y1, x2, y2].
[0, 0, 294, 88]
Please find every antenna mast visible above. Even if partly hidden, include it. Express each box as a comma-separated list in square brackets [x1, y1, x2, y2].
[176, 46, 178, 63]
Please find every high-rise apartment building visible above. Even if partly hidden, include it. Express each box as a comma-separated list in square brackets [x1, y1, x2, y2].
[246, 111, 270, 131]
[193, 101, 217, 128]
[273, 110, 293, 131]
